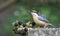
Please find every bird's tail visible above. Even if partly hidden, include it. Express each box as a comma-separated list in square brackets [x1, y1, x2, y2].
[44, 23, 55, 28]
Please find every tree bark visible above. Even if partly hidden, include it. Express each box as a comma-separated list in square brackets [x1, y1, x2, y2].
[0, 0, 16, 11]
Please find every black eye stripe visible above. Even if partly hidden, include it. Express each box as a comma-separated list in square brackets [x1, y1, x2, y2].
[31, 10, 39, 14]
[33, 12, 38, 14]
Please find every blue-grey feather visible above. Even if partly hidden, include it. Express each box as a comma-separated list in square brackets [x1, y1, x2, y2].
[38, 14, 49, 23]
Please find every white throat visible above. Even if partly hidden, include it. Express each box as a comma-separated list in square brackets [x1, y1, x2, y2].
[32, 13, 38, 17]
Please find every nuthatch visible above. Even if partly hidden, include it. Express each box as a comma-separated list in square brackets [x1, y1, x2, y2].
[31, 10, 54, 27]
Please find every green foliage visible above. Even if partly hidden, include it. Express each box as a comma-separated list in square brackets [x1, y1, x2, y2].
[49, 0, 57, 3]
[1, 24, 13, 36]
[8, 5, 33, 24]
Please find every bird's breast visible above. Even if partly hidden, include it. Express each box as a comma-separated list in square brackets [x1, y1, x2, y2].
[32, 16, 47, 26]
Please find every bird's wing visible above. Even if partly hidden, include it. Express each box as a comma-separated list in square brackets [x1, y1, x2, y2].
[38, 15, 49, 23]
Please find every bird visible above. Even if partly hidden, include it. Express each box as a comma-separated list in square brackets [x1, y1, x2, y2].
[31, 10, 54, 27]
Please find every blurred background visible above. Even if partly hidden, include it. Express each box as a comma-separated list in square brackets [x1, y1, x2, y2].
[0, 0, 60, 36]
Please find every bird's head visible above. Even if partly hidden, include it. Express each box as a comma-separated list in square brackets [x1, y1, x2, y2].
[31, 10, 39, 17]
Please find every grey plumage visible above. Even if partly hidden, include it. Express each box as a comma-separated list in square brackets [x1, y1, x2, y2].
[37, 13, 49, 23]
